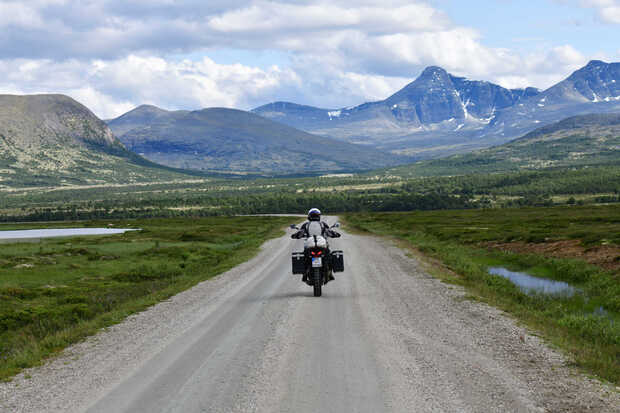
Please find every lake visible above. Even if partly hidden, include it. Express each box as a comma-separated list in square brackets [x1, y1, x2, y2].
[0, 228, 138, 241]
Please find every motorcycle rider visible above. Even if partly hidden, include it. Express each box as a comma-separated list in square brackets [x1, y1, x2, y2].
[291, 208, 340, 239]
[292, 208, 340, 281]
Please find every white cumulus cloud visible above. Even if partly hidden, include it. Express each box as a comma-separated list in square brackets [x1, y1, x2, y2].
[0, 56, 303, 118]
[0, 0, 608, 119]
[207, 2, 446, 34]
[580, 0, 620, 23]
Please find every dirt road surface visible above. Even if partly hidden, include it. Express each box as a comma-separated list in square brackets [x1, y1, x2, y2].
[2, 225, 618, 412]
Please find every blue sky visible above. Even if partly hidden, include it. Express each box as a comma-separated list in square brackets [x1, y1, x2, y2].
[434, 0, 619, 56]
[0, 0, 618, 118]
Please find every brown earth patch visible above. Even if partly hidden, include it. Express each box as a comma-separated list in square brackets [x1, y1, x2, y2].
[484, 239, 620, 272]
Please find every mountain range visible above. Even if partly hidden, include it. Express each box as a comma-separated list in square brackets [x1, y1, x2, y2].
[253, 60, 620, 158]
[106, 105, 407, 174]
[2, 60, 620, 187]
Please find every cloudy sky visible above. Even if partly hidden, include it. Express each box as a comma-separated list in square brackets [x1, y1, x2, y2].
[1, 0, 619, 118]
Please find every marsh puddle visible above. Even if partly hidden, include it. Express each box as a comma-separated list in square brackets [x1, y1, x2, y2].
[0, 228, 138, 241]
[488, 267, 578, 296]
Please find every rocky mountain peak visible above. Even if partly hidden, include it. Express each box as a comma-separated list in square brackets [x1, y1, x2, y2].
[384, 66, 462, 124]
[547, 59, 620, 103]
[385, 66, 533, 125]
[568, 60, 613, 80]
[584, 59, 607, 69]
[390, 66, 454, 98]
[418, 66, 450, 79]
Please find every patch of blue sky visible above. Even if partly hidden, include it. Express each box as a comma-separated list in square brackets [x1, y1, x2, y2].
[431, 0, 620, 58]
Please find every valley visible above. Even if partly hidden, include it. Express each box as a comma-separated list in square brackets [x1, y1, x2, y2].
[0, 53, 619, 413]
[3, 2, 619, 412]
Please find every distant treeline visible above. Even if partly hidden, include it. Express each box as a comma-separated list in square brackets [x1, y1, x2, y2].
[1, 164, 619, 222]
[3, 192, 619, 223]
[0, 192, 473, 222]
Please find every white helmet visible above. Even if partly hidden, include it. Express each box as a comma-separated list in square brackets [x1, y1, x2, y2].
[308, 208, 321, 221]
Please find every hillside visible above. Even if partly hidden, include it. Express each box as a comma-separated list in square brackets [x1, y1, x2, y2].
[107, 105, 408, 174]
[387, 112, 620, 177]
[0, 94, 197, 188]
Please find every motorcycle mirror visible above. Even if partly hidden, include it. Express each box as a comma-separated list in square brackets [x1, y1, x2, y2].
[331, 223, 340, 228]
[290, 224, 298, 229]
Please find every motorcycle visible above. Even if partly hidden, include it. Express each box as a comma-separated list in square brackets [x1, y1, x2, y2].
[290, 222, 344, 297]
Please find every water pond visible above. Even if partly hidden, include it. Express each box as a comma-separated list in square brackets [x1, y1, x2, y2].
[0, 228, 138, 241]
[488, 267, 578, 296]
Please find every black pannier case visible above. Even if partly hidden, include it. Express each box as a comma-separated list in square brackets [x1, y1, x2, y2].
[292, 252, 305, 274]
[331, 250, 344, 272]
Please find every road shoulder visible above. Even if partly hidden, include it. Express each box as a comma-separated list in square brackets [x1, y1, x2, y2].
[349, 232, 620, 412]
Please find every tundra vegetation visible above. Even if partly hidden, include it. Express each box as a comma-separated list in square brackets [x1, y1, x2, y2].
[0, 216, 295, 381]
[1, 164, 619, 222]
[1, 160, 619, 383]
[344, 205, 620, 385]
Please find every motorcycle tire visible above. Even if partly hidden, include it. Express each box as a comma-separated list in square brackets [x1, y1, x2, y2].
[313, 268, 322, 297]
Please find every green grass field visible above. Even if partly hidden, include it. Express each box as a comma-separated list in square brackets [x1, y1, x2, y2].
[345, 205, 620, 246]
[344, 205, 620, 384]
[0, 216, 295, 381]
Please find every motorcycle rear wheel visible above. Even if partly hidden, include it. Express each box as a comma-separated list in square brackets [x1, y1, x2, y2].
[313, 268, 322, 297]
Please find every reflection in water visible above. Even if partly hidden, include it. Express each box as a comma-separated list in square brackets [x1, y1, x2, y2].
[0, 228, 138, 240]
[488, 267, 578, 296]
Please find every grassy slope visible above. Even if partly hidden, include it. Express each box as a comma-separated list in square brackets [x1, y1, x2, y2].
[0, 95, 208, 188]
[386, 113, 620, 178]
[0, 216, 296, 381]
[343, 205, 620, 384]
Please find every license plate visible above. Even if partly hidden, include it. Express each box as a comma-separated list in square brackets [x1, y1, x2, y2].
[312, 257, 322, 267]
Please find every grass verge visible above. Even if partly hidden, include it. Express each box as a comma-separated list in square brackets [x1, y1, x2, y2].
[343, 206, 620, 385]
[0, 216, 295, 381]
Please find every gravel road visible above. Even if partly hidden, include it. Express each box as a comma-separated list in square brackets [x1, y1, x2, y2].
[1, 225, 618, 412]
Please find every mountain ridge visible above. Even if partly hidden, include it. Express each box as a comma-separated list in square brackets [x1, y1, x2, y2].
[252, 60, 620, 158]
[253, 65, 541, 133]
[107, 106, 409, 174]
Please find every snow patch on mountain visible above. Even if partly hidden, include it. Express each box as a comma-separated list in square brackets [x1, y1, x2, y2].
[327, 110, 341, 119]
